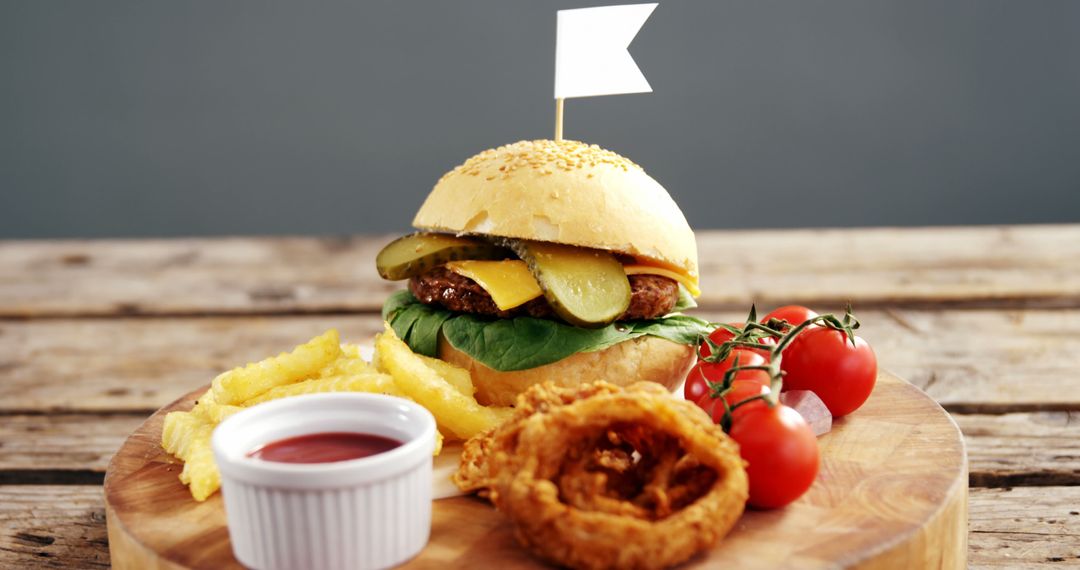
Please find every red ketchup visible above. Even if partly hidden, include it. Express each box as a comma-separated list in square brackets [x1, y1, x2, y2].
[247, 432, 402, 464]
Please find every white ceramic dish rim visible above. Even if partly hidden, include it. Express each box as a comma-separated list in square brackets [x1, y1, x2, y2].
[212, 392, 437, 489]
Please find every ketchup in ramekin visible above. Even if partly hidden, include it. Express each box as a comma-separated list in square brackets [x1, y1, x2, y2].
[248, 432, 403, 464]
[212, 393, 435, 570]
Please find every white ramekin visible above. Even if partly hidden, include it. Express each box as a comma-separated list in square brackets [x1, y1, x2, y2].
[212, 393, 436, 570]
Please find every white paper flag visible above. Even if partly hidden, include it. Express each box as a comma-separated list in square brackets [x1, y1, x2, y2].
[554, 3, 657, 100]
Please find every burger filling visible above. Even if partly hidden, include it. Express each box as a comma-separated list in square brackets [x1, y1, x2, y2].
[377, 232, 711, 372]
[409, 267, 678, 321]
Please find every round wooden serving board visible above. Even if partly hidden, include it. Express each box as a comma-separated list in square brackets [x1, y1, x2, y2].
[105, 371, 967, 569]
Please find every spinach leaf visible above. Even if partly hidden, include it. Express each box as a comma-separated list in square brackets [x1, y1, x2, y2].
[381, 289, 416, 321]
[382, 291, 712, 371]
[629, 315, 714, 346]
[382, 290, 451, 357]
[441, 315, 636, 370]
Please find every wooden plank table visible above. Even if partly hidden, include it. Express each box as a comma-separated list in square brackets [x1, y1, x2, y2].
[1, 224, 1077, 568]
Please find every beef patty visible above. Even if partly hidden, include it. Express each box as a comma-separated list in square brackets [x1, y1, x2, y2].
[409, 266, 679, 321]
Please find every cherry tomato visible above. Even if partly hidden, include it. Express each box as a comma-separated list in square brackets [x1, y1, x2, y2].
[700, 323, 777, 359]
[705, 380, 770, 423]
[781, 327, 877, 417]
[762, 305, 819, 329]
[729, 404, 820, 509]
[683, 363, 712, 405]
[684, 349, 770, 408]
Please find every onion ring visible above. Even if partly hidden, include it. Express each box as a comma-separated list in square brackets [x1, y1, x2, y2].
[454, 382, 748, 569]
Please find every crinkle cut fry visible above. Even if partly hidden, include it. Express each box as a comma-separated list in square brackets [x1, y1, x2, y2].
[473, 382, 749, 570]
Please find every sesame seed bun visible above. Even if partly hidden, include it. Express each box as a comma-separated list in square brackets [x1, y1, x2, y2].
[438, 334, 697, 407]
[412, 139, 698, 281]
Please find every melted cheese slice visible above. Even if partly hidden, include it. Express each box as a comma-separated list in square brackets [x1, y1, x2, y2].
[444, 260, 544, 311]
[623, 264, 701, 297]
[446, 259, 701, 311]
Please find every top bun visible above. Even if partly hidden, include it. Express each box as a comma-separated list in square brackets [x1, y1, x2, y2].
[412, 139, 698, 279]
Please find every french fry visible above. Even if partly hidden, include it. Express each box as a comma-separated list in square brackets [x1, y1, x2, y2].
[244, 372, 402, 406]
[194, 387, 215, 406]
[417, 354, 475, 396]
[163, 326, 504, 502]
[372, 343, 474, 396]
[211, 329, 342, 405]
[192, 401, 243, 424]
[162, 411, 220, 501]
[177, 423, 219, 502]
[375, 324, 512, 439]
[162, 411, 203, 459]
[318, 352, 372, 378]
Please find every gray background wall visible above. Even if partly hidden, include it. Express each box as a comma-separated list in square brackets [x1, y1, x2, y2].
[2, 0, 1079, 239]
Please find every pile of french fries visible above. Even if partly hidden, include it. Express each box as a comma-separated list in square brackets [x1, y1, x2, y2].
[162, 325, 511, 501]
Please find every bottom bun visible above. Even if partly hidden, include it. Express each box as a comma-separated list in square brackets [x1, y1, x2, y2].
[438, 335, 697, 407]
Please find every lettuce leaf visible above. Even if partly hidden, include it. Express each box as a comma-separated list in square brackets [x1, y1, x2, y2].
[382, 289, 712, 372]
[672, 284, 698, 312]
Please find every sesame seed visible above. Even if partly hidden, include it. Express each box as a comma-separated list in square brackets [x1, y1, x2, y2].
[438, 139, 642, 183]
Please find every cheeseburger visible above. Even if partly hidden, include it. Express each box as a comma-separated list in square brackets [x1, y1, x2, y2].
[376, 139, 710, 406]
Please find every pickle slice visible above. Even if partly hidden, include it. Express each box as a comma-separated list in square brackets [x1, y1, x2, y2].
[376, 233, 510, 280]
[509, 240, 631, 327]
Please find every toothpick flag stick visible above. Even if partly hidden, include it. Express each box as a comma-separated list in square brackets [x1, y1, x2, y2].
[553, 3, 657, 141]
[555, 98, 565, 141]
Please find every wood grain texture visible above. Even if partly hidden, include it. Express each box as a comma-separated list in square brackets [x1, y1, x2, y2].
[103, 372, 966, 569]
[0, 485, 109, 569]
[849, 308, 1080, 413]
[968, 487, 1080, 568]
[4, 227, 1077, 568]
[0, 316, 384, 412]
[4, 309, 1078, 413]
[0, 414, 142, 473]
[2, 225, 1079, 318]
[695, 225, 1080, 310]
[9, 486, 1075, 570]
[7, 411, 1077, 488]
[0, 235, 398, 318]
[957, 412, 1080, 487]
